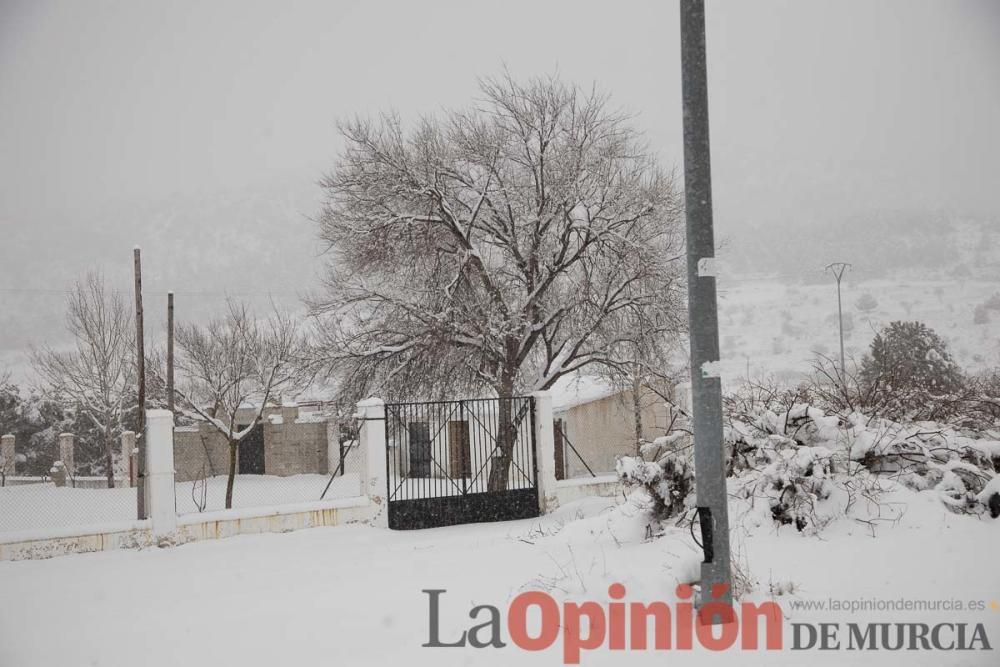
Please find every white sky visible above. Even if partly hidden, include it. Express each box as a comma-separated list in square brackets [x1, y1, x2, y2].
[1, 0, 999, 371]
[3, 0, 999, 219]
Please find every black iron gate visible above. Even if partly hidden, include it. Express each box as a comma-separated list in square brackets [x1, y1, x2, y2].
[384, 397, 540, 530]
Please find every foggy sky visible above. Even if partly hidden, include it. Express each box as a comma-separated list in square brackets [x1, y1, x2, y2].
[1, 0, 999, 370]
[3, 0, 998, 216]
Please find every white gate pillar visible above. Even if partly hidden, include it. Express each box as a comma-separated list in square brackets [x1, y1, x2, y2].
[357, 398, 387, 528]
[532, 391, 558, 513]
[144, 410, 176, 536]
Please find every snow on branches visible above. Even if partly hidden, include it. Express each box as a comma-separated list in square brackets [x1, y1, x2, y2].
[310, 72, 685, 404]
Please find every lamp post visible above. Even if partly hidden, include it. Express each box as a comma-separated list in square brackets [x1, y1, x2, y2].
[679, 0, 733, 614]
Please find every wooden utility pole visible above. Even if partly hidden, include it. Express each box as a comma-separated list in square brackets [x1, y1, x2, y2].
[825, 262, 851, 377]
[134, 247, 147, 519]
[167, 291, 174, 413]
[680, 0, 733, 615]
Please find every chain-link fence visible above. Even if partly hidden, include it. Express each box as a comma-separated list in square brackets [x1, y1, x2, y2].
[0, 475, 138, 535]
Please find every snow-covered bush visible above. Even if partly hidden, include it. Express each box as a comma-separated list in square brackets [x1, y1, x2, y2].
[616, 435, 694, 522]
[723, 369, 1000, 528]
[855, 293, 878, 313]
[936, 461, 991, 514]
[977, 476, 1000, 518]
[725, 401, 840, 532]
[974, 304, 990, 325]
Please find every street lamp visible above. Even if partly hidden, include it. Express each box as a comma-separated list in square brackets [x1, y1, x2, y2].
[679, 0, 732, 616]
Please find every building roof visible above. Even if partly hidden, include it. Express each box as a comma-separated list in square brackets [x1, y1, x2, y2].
[550, 374, 619, 412]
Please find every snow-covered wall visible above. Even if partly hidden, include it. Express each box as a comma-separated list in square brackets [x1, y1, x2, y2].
[550, 475, 621, 509]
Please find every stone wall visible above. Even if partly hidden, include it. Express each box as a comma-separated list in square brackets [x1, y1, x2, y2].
[263, 418, 328, 477]
[173, 406, 330, 482]
[173, 425, 230, 483]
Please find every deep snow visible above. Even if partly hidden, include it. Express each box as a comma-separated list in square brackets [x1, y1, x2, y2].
[1, 487, 997, 666]
[0, 473, 361, 534]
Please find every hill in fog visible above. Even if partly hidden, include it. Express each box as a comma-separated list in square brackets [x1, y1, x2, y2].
[717, 212, 999, 283]
[0, 181, 325, 368]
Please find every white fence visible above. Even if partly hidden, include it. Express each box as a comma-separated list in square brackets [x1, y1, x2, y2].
[1, 393, 621, 561]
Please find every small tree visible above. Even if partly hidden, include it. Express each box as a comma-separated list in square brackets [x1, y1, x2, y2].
[174, 302, 305, 509]
[31, 273, 136, 488]
[859, 321, 964, 418]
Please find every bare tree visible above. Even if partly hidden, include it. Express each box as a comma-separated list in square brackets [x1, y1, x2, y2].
[594, 275, 685, 454]
[31, 273, 135, 488]
[174, 301, 305, 509]
[311, 73, 685, 490]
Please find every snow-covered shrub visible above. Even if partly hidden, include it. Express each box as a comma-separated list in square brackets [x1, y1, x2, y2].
[824, 311, 855, 335]
[721, 363, 1000, 527]
[763, 443, 835, 531]
[976, 476, 1000, 518]
[616, 437, 694, 522]
[974, 305, 990, 325]
[936, 461, 990, 514]
[771, 337, 788, 355]
[725, 402, 838, 532]
[855, 293, 878, 313]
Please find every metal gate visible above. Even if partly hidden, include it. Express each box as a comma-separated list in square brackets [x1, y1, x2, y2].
[384, 397, 539, 530]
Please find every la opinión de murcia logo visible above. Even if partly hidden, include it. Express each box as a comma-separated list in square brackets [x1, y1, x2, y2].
[422, 585, 994, 663]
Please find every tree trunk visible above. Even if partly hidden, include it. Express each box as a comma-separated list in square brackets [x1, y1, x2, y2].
[225, 440, 238, 509]
[632, 376, 644, 456]
[105, 428, 115, 489]
[487, 376, 517, 492]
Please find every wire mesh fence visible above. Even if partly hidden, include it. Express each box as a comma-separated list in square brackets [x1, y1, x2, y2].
[0, 476, 138, 535]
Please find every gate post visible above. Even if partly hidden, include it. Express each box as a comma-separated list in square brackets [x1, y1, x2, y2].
[532, 391, 558, 513]
[357, 398, 388, 528]
[144, 409, 176, 537]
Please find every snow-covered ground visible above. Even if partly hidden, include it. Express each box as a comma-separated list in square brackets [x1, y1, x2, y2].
[0, 474, 361, 534]
[1, 486, 997, 666]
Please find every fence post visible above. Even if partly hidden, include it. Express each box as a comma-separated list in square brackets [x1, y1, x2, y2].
[532, 391, 558, 514]
[144, 410, 176, 536]
[120, 431, 136, 487]
[325, 419, 341, 476]
[50, 461, 67, 487]
[357, 398, 387, 528]
[1, 434, 15, 481]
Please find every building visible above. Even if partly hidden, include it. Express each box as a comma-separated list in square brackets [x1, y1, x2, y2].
[552, 378, 676, 479]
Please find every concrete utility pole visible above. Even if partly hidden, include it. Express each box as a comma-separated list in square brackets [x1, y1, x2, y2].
[679, 0, 733, 613]
[825, 262, 851, 376]
[134, 247, 147, 519]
